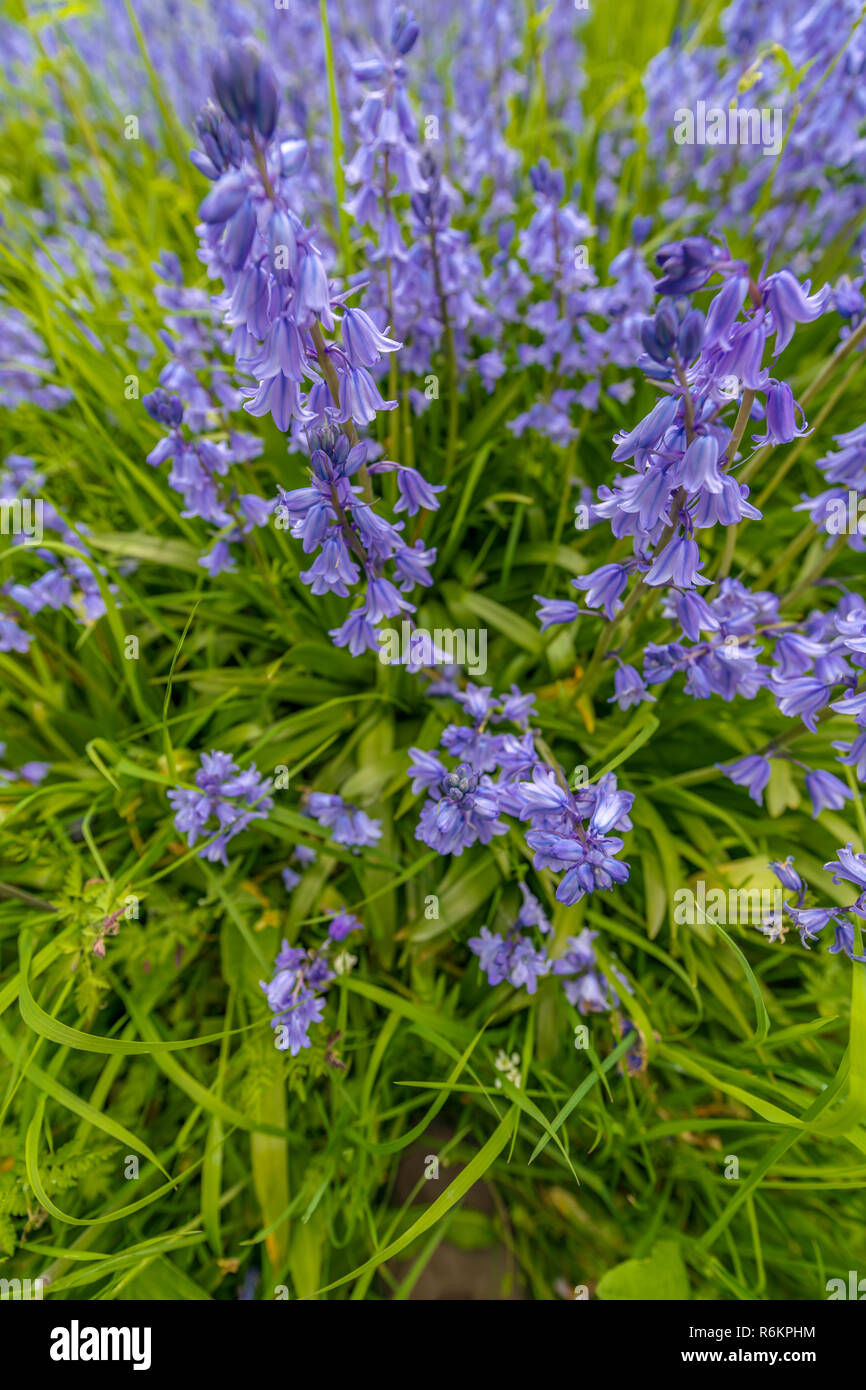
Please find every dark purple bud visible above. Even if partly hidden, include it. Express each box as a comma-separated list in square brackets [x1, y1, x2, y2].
[656, 236, 725, 295]
[390, 7, 420, 54]
[410, 189, 432, 223]
[529, 158, 564, 202]
[212, 39, 280, 141]
[196, 101, 226, 169]
[640, 318, 671, 364]
[212, 111, 243, 168]
[419, 147, 439, 185]
[310, 448, 333, 482]
[212, 42, 251, 126]
[654, 301, 679, 348]
[143, 388, 184, 428]
[314, 423, 340, 456]
[677, 308, 705, 362]
[255, 69, 279, 141]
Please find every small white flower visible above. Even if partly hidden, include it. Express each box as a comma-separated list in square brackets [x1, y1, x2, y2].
[493, 1048, 522, 1088]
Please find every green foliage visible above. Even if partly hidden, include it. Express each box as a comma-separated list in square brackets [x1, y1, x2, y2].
[0, 0, 864, 1303]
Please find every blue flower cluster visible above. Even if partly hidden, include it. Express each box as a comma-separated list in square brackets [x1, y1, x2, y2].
[193, 37, 401, 437]
[470, 911, 630, 1016]
[142, 252, 272, 575]
[275, 423, 438, 654]
[0, 305, 73, 412]
[644, 1, 866, 264]
[1, 453, 111, 653]
[799, 424, 866, 552]
[304, 791, 382, 848]
[770, 851, 866, 963]
[168, 750, 274, 865]
[538, 243, 828, 617]
[409, 683, 634, 905]
[261, 913, 363, 1056]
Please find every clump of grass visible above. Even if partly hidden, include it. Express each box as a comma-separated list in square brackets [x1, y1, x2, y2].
[1, 0, 865, 1303]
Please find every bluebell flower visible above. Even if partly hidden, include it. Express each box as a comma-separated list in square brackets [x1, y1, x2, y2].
[515, 768, 633, 906]
[0, 615, 33, 653]
[834, 732, 866, 781]
[534, 595, 580, 630]
[496, 686, 537, 729]
[168, 750, 273, 865]
[0, 307, 73, 412]
[327, 909, 363, 941]
[830, 688, 866, 723]
[645, 534, 709, 589]
[718, 754, 772, 805]
[679, 436, 723, 494]
[827, 920, 866, 963]
[609, 663, 655, 710]
[786, 905, 839, 949]
[825, 844, 866, 894]
[516, 882, 552, 934]
[329, 608, 379, 656]
[611, 396, 680, 463]
[393, 466, 445, 515]
[766, 848, 866, 964]
[468, 926, 550, 994]
[752, 380, 810, 447]
[18, 761, 50, 784]
[0, 745, 51, 784]
[341, 308, 401, 368]
[770, 857, 805, 901]
[467, 926, 509, 984]
[654, 236, 728, 295]
[416, 762, 507, 857]
[804, 769, 852, 817]
[305, 792, 382, 848]
[261, 916, 364, 1055]
[762, 269, 830, 353]
[552, 930, 627, 1013]
[770, 676, 831, 732]
[572, 563, 630, 617]
[668, 591, 719, 642]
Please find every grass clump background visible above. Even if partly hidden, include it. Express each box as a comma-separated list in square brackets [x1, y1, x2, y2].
[1, 0, 866, 1301]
